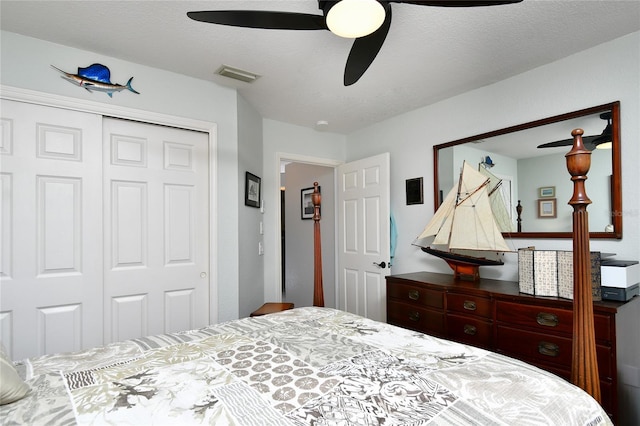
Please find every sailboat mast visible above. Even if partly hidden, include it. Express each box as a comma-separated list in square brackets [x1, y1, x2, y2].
[448, 165, 467, 244]
[486, 178, 502, 197]
[455, 166, 464, 205]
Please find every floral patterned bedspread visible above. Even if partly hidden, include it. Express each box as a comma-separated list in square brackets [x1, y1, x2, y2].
[1, 307, 611, 425]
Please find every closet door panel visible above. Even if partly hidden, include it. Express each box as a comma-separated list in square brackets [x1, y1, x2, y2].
[0, 99, 103, 360]
[103, 118, 209, 342]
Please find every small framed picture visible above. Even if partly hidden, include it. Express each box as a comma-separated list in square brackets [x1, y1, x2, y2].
[244, 172, 261, 208]
[538, 198, 557, 218]
[301, 186, 320, 220]
[538, 186, 555, 198]
[406, 177, 424, 205]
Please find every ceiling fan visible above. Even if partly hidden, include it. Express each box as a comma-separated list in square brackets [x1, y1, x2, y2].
[537, 112, 613, 151]
[187, 0, 523, 86]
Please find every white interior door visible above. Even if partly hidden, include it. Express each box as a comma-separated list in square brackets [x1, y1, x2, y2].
[0, 99, 103, 360]
[102, 118, 209, 343]
[337, 152, 390, 322]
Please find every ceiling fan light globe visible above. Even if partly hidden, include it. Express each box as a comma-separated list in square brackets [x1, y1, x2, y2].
[595, 141, 612, 150]
[326, 0, 385, 38]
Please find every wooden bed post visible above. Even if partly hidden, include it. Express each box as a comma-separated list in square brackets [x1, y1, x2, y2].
[312, 182, 324, 307]
[566, 128, 601, 403]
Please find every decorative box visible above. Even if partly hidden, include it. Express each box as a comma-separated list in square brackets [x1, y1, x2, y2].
[518, 249, 601, 301]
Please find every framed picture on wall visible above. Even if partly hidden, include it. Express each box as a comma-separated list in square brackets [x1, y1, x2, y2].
[538, 186, 555, 198]
[301, 186, 320, 219]
[406, 177, 424, 205]
[537, 198, 557, 218]
[245, 172, 261, 208]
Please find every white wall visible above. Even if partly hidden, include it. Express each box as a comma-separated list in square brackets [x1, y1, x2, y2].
[346, 31, 640, 425]
[0, 31, 242, 322]
[237, 94, 264, 318]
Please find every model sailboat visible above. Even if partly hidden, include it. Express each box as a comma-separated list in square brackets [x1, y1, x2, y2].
[413, 161, 512, 280]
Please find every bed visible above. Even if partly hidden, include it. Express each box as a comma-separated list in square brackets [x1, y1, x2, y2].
[0, 132, 610, 425]
[1, 307, 610, 425]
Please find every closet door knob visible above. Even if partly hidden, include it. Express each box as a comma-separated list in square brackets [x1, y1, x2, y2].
[373, 261, 387, 268]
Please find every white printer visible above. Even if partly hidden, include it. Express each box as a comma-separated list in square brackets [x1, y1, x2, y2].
[601, 259, 639, 301]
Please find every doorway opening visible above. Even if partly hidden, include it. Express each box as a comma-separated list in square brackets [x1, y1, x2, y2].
[274, 154, 340, 309]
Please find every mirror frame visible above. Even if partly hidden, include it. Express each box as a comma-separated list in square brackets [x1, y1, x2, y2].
[433, 101, 621, 239]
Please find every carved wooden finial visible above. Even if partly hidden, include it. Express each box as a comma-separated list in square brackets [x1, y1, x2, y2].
[566, 128, 592, 208]
[566, 128, 600, 403]
[312, 182, 322, 221]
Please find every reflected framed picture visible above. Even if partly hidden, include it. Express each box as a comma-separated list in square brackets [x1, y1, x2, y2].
[538, 186, 555, 198]
[538, 198, 557, 218]
[244, 172, 261, 208]
[301, 186, 320, 220]
[406, 177, 424, 205]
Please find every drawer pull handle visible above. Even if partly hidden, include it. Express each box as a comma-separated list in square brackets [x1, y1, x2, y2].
[408, 290, 420, 301]
[463, 324, 477, 335]
[538, 341, 560, 357]
[463, 301, 477, 311]
[409, 311, 420, 322]
[536, 312, 559, 327]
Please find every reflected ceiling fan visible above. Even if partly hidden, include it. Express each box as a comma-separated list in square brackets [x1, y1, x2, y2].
[537, 112, 613, 151]
[187, 0, 523, 86]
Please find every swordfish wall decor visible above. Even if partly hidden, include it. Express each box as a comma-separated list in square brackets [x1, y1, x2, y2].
[51, 63, 140, 97]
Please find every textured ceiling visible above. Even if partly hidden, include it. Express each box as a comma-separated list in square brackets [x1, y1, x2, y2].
[1, 0, 639, 134]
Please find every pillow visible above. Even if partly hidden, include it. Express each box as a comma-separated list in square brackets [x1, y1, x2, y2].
[0, 343, 30, 405]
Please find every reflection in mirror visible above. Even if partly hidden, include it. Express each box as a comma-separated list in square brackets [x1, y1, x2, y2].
[434, 102, 621, 239]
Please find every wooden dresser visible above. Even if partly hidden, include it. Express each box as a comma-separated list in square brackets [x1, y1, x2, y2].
[386, 271, 638, 423]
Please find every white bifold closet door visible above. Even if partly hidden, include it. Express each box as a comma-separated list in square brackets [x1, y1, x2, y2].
[102, 117, 209, 344]
[0, 100, 104, 359]
[0, 100, 210, 360]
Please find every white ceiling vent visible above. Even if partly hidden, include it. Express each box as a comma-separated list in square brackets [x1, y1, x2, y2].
[215, 65, 260, 83]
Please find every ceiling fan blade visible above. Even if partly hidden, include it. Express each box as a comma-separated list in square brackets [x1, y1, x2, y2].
[187, 10, 327, 30]
[538, 112, 612, 149]
[592, 123, 612, 143]
[390, 0, 523, 6]
[537, 135, 600, 149]
[343, 3, 392, 86]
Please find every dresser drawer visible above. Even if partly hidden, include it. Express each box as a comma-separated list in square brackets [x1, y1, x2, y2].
[387, 300, 444, 335]
[447, 293, 491, 318]
[495, 301, 612, 341]
[495, 325, 612, 379]
[600, 380, 615, 421]
[446, 313, 492, 348]
[387, 282, 443, 309]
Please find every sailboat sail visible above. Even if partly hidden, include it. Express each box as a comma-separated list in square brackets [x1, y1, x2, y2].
[479, 166, 514, 232]
[417, 184, 457, 245]
[415, 161, 510, 253]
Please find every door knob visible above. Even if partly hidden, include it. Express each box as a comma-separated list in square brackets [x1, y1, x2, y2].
[373, 261, 387, 268]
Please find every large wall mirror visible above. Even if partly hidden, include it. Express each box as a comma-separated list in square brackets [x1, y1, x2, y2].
[433, 101, 621, 239]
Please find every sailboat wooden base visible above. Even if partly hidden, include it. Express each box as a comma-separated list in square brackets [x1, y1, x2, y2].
[421, 247, 503, 281]
[448, 262, 480, 281]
